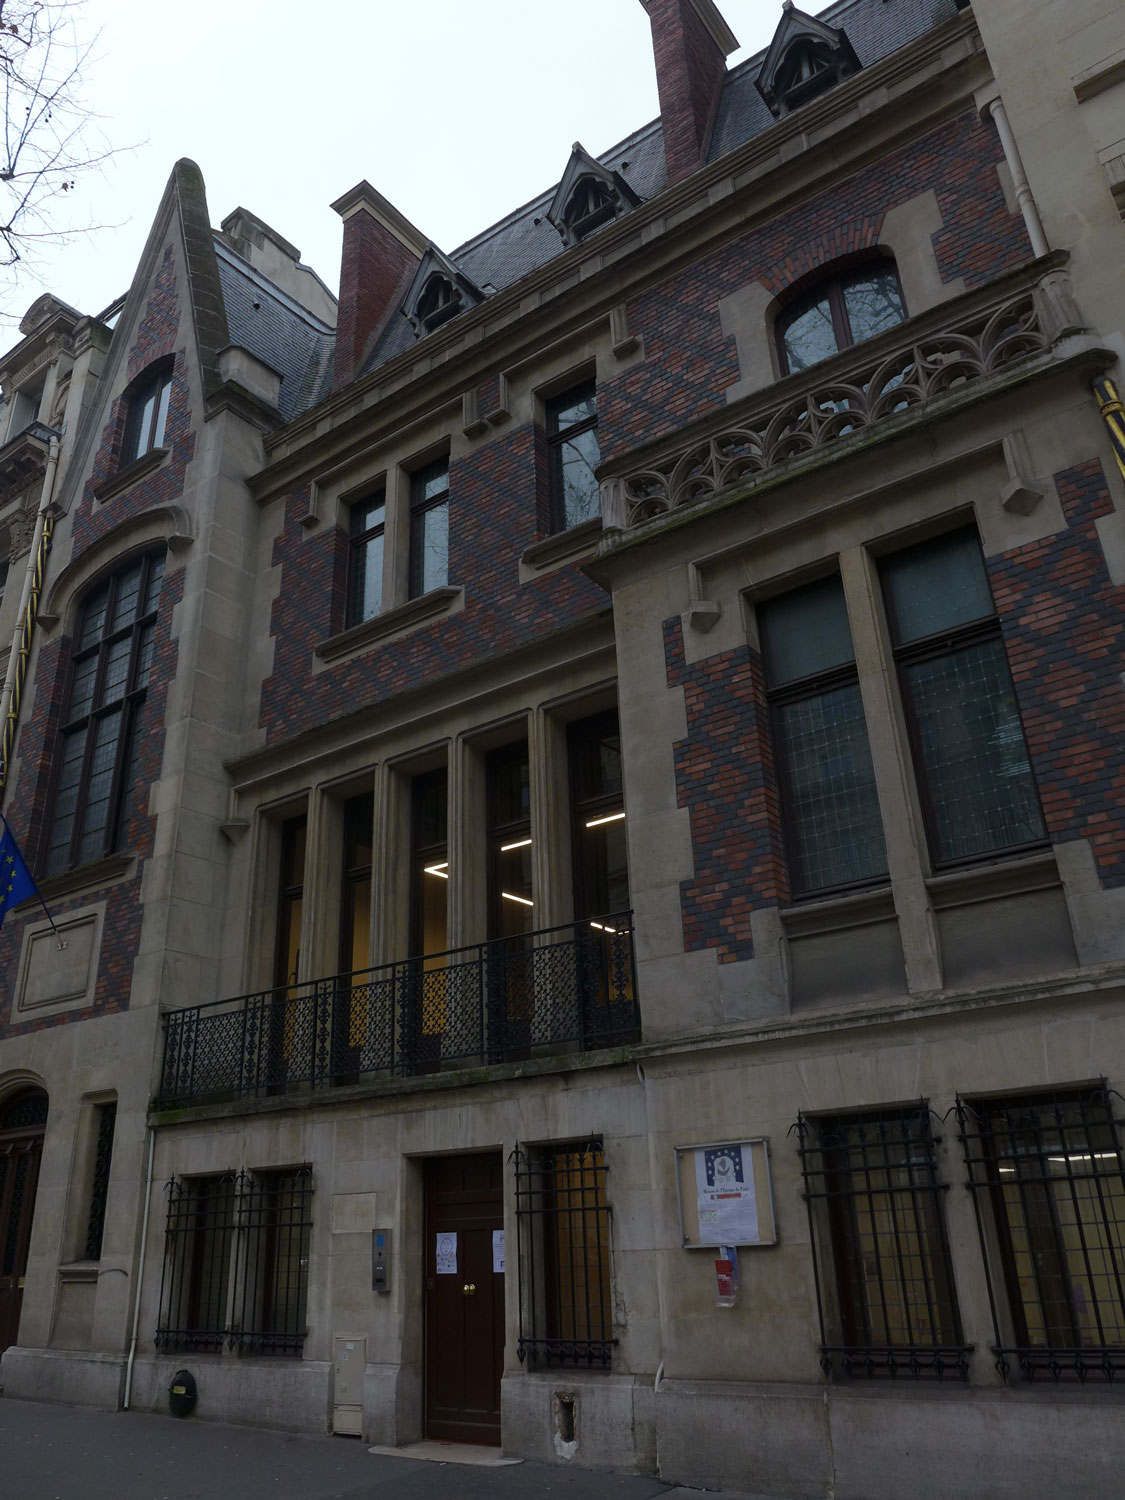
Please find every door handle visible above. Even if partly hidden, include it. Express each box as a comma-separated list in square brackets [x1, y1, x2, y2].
[462, 1283, 476, 1296]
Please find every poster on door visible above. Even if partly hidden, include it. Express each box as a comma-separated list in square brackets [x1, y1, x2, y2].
[435, 1232, 458, 1274]
[492, 1229, 505, 1273]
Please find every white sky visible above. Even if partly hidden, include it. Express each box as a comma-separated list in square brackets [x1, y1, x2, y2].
[12, 0, 781, 323]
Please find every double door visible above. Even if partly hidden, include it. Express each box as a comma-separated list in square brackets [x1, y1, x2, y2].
[0, 1110, 46, 1355]
[423, 1153, 505, 1444]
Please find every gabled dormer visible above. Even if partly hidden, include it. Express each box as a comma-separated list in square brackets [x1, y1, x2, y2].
[755, 1, 861, 118]
[546, 143, 642, 248]
[403, 245, 485, 337]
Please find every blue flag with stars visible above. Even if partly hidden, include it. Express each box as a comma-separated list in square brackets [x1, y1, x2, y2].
[0, 821, 39, 923]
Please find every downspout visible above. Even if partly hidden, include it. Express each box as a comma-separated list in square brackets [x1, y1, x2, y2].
[123, 1124, 156, 1411]
[0, 432, 60, 798]
[987, 95, 1050, 259]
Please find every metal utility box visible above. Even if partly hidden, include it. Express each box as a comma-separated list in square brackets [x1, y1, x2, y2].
[332, 1335, 366, 1436]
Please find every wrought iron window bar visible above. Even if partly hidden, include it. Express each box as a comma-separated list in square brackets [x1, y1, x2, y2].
[512, 1139, 615, 1370]
[157, 912, 638, 1109]
[794, 1104, 971, 1381]
[154, 1166, 313, 1358]
[956, 1085, 1125, 1384]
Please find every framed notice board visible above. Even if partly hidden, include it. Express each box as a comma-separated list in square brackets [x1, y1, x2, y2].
[674, 1138, 777, 1248]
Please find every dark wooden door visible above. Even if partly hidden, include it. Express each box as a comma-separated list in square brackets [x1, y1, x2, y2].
[0, 1092, 48, 1356]
[424, 1153, 505, 1444]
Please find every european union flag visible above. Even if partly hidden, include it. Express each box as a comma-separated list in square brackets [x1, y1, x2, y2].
[0, 820, 39, 924]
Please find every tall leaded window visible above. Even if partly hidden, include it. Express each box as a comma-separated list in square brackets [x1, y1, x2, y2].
[45, 551, 166, 875]
[777, 264, 905, 375]
[547, 383, 600, 531]
[346, 490, 385, 626]
[880, 527, 1045, 867]
[409, 458, 449, 598]
[487, 740, 533, 941]
[122, 360, 172, 466]
[83, 1101, 117, 1261]
[957, 1087, 1125, 1383]
[795, 1106, 968, 1381]
[568, 710, 628, 923]
[759, 574, 887, 895]
[513, 1139, 614, 1369]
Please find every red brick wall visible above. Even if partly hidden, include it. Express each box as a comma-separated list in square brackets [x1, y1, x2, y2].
[646, 0, 729, 183]
[334, 210, 420, 389]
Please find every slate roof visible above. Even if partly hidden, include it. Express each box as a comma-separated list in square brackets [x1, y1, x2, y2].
[215, 240, 336, 421]
[348, 0, 959, 383]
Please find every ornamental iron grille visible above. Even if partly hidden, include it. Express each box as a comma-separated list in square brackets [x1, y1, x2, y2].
[794, 1105, 971, 1381]
[83, 1101, 117, 1260]
[956, 1086, 1125, 1383]
[512, 1139, 615, 1370]
[157, 913, 638, 1108]
[154, 1167, 312, 1358]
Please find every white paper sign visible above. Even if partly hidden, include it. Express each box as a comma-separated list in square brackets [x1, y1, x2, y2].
[435, 1231, 458, 1274]
[695, 1145, 759, 1244]
[492, 1229, 505, 1273]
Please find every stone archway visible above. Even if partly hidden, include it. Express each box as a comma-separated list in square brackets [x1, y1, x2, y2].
[0, 1086, 49, 1355]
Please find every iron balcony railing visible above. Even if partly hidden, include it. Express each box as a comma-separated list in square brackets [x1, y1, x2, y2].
[157, 912, 638, 1109]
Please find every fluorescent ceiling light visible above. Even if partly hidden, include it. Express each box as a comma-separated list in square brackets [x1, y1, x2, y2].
[585, 811, 626, 828]
[502, 891, 534, 907]
[500, 837, 533, 851]
[424, 862, 449, 879]
[590, 921, 617, 934]
[1046, 1152, 1119, 1163]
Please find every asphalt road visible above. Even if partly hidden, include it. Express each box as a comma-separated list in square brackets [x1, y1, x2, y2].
[0, 1398, 779, 1500]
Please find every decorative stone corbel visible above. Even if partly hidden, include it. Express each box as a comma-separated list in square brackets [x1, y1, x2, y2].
[999, 429, 1044, 516]
[1033, 268, 1086, 343]
[484, 372, 511, 427]
[685, 561, 722, 632]
[461, 388, 489, 438]
[610, 304, 638, 359]
[599, 476, 627, 532]
[219, 819, 250, 844]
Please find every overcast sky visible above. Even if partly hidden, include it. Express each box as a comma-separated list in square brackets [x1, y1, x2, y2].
[12, 0, 781, 324]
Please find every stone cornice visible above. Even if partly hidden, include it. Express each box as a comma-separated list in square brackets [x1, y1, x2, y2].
[253, 11, 983, 496]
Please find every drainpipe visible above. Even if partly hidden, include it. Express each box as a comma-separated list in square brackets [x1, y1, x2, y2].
[0, 431, 60, 796]
[123, 1125, 156, 1411]
[986, 95, 1049, 259]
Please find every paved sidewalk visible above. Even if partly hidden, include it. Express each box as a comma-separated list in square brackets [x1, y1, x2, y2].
[0, 1397, 785, 1500]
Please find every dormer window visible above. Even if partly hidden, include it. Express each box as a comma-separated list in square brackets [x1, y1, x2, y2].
[562, 178, 617, 242]
[403, 247, 485, 339]
[756, 5, 861, 119]
[415, 273, 461, 334]
[547, 143, 641, 248]
[775, 39, 839, 111]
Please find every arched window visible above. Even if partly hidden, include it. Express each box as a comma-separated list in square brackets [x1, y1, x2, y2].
[44, 550, 166, 875]
[776, 262, 906, 376]
[121, 358, 173, 467]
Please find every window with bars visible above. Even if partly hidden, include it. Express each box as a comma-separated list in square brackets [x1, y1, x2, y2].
[513, 1140, 614, 1369]
[83, 1101, 117, 1261]
[154, 1166, 313, 1357]
[957, 1086, 1125, 1383]
[795, 1105, 969, 1380]
[44, 551, 165, 875]
[759, 573, 888, 896]
[879, 527, 1046, 869]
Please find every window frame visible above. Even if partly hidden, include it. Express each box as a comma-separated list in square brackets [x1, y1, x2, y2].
[879, 527, 1047, 872]
[408, 456, 450, 599]
[758, 573, 889, 899]
[775, 262, 907, 377]
[344, 489, 386, 629]
[795, 1104, 970, 1381]
[121, 359, 173, 467]
[546, 380, 600, 533]
[44, 550, 166, 876]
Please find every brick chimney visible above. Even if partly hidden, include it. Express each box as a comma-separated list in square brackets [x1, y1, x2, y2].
[330, 182, 427, 390]
[641, 0, 738, 184]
